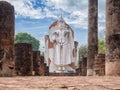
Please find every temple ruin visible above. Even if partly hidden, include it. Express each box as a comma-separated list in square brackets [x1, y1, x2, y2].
[0, 1, 15, 76]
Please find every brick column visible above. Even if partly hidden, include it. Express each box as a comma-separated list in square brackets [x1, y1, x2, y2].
[87, 0, 98, 76]
[0, 1, 15, 76]
[106, 0, 120, 76]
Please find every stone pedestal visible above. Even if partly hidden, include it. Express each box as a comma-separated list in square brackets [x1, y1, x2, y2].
[15, 43, 33, 76]
[0, 1, 15, 76]
[94, 54, 105, 76]
[87, 0, 98, 76]
[106, 0, 120, 76]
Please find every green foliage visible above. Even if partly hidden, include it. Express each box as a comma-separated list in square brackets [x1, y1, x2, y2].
[14, 32, 40, 50]
[79, 45, 87, 58]
[98, 39, 105, 54]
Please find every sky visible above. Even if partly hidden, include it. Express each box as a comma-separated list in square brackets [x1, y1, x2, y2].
[0, 0, 105, 51]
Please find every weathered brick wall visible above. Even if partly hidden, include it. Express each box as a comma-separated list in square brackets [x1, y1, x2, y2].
[81, 57, 87, 76]
[44, 63, 49, 76]
[106, 0, 120, 60]
[0, 1, 15, 76]
[39, 56, 49, 76]
[106, 0, 120, 76]
[87, 0, 98, 76]
[33, 51, 41, 75]
[94, 54, 105, 76]
[45, 66, 49, 76]
[15, 43, 33, 76]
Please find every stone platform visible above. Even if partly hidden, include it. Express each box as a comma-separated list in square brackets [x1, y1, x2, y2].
[0, 76, 120, 90]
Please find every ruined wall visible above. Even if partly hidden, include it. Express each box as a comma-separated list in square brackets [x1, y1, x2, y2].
[87, 0, 98, 76]
[39, 56, 44, 75]
[15, 43, 33, 76]
[39, 56, 49, 76]
[81, 57, 87, 76]
[44, 63, 49, 76]
[94, 54, 105, 76]
[106, 0, 120, 76]
[33, 51, 41, 75]
[0, 1, 15, 76]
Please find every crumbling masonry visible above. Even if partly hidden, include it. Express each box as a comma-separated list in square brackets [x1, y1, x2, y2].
[0, 1, 15, 76]
[39, 56, 49, 76]
[81, 57, 87, 76]
[15, 43, 33, 76]
[106, 0, 120, 76]
[33, 51, 41, 75]
[94, 54, 105, 76]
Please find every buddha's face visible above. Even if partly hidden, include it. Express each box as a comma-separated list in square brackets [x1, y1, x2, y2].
[52, 29, 70, 44]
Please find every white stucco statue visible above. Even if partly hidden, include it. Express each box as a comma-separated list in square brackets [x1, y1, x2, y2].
[45, 16, 78, 73]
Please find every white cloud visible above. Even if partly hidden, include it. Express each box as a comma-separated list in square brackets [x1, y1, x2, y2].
[45, 0, 88, 12]
[0, 0, 42, 18]
[43, 0, 88, 29]
[0, 0, 106, 30]
[44, 0, 105, 31]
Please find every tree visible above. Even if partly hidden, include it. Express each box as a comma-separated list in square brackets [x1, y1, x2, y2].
[98, 39, 105, 54]
[14, 32, 40, 50]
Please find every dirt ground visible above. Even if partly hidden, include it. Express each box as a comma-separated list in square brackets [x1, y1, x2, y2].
[0, 76, 120, 90]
